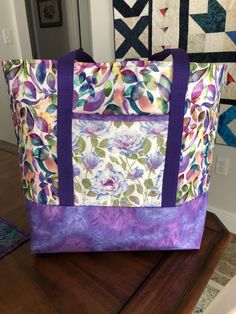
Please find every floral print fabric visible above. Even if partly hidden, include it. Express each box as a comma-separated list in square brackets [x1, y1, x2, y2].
[72, 117, 168, 207]
[2, 59, 226, 206]
[3, 60, 58, 204]
[177, 63, 226, 205]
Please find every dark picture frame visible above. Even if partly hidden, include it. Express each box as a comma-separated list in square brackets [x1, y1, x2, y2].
[37, 0, 62, 28]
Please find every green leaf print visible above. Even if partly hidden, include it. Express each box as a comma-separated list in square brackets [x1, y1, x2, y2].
[182, 184, 189, 193]
[110, 156, 120, 165]
[87, 191, 97, 197]
[90, 136, 99, 147]
[95, 147, 106, 158]
[82, 179, 91, 189]
[51, 94, 57, 104]
[209, 64, 214, 80]
[139, 139, 151, 157]
[177, 190, 183, 200]
[123, 121, 134, 128]
[120, 157, 127, 171]
[12, 60, 21, 65]
[159, 147, 166, 156]
[156, 136, 164, 147]
[129, 196, 140, 205]
[73, 156, 84, 164]
[75, 137, 86, 154]
[144, 179, 153, 189]
[148, 191, 158, 197]
[123, 184, 135, 197]
[190, 63, 198, 72]
[189, 145, 197, 159]
[138, 158, 147, 165]
[104, 80, 112, 97]
[75, 181, 82, 193]
[114, 121, 122, 128]
[136, 184, 143, 194]
[198, 63, 208, 69]
[129, 154, 138, 160]
[112, 199, 119, 206]
[99, 138, 109, 148]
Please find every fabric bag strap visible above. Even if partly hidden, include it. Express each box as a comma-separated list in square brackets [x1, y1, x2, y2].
[57, 49, 189, 207]
[57, 49, 95, 205]
[150, 49, 190, 207]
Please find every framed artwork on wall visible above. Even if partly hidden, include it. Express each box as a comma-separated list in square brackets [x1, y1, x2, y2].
[37, 0, 62, 28]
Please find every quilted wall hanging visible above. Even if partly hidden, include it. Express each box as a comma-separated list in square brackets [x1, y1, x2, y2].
[113, 0, 236, 147]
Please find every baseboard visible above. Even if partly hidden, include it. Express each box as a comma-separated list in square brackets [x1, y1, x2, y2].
[0, 140, 17, 155]
[208, 206, 236, 234]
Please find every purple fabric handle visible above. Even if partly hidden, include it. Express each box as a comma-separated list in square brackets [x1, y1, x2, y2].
[57, 49, 95, 205]
[150, 49, 190, 207]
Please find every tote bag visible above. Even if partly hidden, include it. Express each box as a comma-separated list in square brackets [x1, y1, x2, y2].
[2, 49, 226, 253]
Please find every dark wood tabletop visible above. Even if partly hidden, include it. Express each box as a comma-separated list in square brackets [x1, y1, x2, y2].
[0, 141, 230, 314]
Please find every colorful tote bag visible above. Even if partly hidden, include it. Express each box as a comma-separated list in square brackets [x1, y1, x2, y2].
[2, 49, 226, 253]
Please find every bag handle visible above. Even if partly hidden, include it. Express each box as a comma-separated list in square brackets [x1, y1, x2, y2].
[57, 49, 189, 207]
[57, 49, 95, 205]
[149, 49, 190, 207]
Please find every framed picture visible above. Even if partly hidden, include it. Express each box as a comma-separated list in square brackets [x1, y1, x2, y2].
[37, 0, 62, 28]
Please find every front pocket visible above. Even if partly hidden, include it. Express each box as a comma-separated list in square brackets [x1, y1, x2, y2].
[72, 114, 169, 207]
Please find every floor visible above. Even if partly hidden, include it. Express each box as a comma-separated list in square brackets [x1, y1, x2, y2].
[212, 233, 236, 285]
[194, 233, 236, 313]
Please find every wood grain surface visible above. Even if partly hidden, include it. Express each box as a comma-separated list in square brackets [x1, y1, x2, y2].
[0, 141, 230, 314]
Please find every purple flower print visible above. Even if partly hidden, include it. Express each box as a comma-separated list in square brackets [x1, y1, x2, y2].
[140, 120, 168, 136]
[128, 167, 144, 180]
[147, 152, 163, 170]
[76, 120, 108, 136]
[82, 152, 102, 170]
[90, 167, 127, 197]
[109, 132, 145, 157]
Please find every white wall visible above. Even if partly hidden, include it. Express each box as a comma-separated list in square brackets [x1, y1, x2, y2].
[0, 0, 32, 144]
[208, 146, 236, 233]
[89, 0, 115, 62]
[78, 0, 92, 55]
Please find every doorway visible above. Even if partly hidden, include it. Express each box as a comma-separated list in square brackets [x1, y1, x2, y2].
[25, 0, 82, 59]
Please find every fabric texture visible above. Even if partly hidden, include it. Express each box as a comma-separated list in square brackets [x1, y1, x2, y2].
[2, 60, 225, 206]
[28, 192, 207, 253]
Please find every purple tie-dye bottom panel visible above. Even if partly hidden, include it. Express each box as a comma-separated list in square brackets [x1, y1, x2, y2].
[27, 193, 207, 253]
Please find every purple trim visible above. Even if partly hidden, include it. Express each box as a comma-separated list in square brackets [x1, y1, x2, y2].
[57, 49, 95, 206]
[150, 49, 190, 207]
[27, 192, 207, 253]
[0, 218, 30, 259]
[72, 113, 169, 122]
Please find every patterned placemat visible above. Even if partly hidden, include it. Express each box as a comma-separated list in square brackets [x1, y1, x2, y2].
[0, 218, 29, 259]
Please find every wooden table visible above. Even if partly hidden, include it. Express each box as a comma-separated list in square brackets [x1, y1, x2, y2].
[0, 141, 230, 314]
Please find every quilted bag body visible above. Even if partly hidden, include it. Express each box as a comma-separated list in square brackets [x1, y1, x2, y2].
[2, 49, 226, 253]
